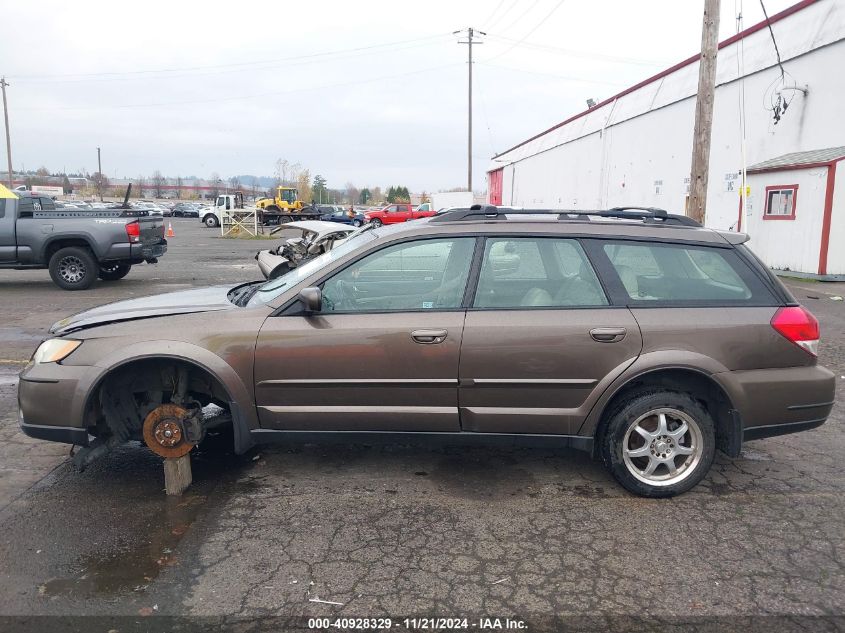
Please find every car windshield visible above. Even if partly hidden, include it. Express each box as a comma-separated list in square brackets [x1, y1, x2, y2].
[249, 227, 378, 305]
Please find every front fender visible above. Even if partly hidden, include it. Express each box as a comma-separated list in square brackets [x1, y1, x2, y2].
[71, 340, 260, 444]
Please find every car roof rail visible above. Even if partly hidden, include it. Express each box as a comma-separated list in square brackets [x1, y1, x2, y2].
[430, 204, 701, 227]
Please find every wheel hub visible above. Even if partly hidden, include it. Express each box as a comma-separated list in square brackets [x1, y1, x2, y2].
[651, 437, 674, 458]
[142, 404, 194, 458]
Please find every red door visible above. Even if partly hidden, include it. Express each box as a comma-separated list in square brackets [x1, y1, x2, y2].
[489, 168, 503, 205]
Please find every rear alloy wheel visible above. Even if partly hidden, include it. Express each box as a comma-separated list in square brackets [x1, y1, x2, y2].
[48, 246, 98, 290]
[98, 262, 132, 281]
[352, 219, 363, 227]
[601, 391, 715, 497]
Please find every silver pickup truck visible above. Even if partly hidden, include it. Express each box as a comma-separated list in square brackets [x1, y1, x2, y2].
[0, 191, 167, 290]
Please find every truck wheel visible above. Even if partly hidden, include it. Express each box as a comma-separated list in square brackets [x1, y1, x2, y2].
[204, 215, 219, 228]
[49, 246, 98, 291]
[278, 216, 291, 224]
[98, 263, 132, 281]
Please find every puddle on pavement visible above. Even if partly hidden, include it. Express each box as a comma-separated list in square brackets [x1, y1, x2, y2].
[39, 494, 207, 598]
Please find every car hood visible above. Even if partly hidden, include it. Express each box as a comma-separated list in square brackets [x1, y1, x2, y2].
[50, 285, 236, 335]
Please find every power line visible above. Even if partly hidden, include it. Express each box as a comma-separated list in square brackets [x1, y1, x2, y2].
[481, 0, 509, 29]
[494, 0, 543, 36]
[484, 33, 668, 67]
[758, 0, 785, 77]
[476, 61, 627, 86]
[484, 0, 568, 62]
[15, 62, 463, 112]
[8, 34, 451, 83]
[485, 0, 521, 31]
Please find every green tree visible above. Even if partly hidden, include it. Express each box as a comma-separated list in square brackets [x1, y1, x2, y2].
[359, 188, 371, 204]
[312, 174, 328, 203]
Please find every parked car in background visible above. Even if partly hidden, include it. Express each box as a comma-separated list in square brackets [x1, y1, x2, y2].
[320, 208, 366, 227]
[17, 205, 833, 496]
[171, 202, 200, 218]
[0, 189, 167, 290]
[254, 220, 357, 279]
[364, 203, 436, 227]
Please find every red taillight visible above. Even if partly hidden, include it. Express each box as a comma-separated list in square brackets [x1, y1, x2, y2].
[125, 221, 140, 243]
[771, 306, 820, 356]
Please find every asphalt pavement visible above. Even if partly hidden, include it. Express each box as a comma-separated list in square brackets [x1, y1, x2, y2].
[0, 219, 843, 632]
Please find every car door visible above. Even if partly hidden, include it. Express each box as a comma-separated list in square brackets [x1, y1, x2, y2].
[459, 236, 642, 435]
[254, 236, 478, 432]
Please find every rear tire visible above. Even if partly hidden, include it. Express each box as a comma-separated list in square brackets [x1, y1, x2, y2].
[98, 262, 132, 281]
[600, 390, 715, 498]
[49, 246, 98, 290]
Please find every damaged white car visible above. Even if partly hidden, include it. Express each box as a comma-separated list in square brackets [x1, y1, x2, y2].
[254, 221, 360, 280]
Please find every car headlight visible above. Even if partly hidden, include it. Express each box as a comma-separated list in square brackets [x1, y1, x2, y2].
[31, 339, 82, 364]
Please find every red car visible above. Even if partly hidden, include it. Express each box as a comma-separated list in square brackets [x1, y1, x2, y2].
[364, 203, 435, 227]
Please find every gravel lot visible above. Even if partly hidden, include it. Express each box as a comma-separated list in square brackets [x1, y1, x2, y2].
[0, 219, 843, 632]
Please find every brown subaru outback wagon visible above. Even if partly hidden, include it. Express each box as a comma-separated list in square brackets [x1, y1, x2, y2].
[18, 206, 835, 497]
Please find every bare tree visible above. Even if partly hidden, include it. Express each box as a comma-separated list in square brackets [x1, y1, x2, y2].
[209, 172, 221, 198]
[345, 182, 360, 205]
[297, 169, 312, 203]
[92, 172, 110, 200]
[175, 175, 183, 200]
[151, 170, 166, 198]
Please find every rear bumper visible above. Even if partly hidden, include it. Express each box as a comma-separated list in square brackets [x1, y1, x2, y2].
[101, 240, 167, 263]
[743, 417, 827, 441]
[719, 363, 835, 440]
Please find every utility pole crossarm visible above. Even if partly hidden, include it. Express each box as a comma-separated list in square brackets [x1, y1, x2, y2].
[688, 0, 721, 225]
[1, 78, 12, 189]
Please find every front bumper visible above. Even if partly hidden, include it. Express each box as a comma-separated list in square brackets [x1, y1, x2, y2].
[18, 362, 91, 442]
[19, 416, 89, 446]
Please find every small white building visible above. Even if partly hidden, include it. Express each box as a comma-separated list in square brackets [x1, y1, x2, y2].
[742, 147, 845, 279]
[487, 0, 845, 277]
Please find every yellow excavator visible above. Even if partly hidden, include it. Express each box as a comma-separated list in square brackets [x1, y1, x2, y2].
[255, 186, 318, 225]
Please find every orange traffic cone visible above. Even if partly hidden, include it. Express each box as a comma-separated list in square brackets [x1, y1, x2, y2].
[166, 222, 175, 238]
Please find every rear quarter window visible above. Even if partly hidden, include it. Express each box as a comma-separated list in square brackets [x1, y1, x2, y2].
[600, 241, 776, 306]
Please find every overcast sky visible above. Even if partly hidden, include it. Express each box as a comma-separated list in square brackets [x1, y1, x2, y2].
[3, 0, 795, 192]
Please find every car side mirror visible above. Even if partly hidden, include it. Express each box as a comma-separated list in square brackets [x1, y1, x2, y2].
[298, 287, 322, 313]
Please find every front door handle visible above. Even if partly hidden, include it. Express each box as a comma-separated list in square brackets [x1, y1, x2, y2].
[411, 329, 448, 344]
[590, 327, 627, 343]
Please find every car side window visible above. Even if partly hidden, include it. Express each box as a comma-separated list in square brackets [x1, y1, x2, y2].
[474, 237, 608, 308]
[602, 242, 754, 302]
[321, 238, 475, 312]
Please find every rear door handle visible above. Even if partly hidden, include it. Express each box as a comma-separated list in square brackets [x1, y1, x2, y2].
[590, 327, 627, 343]
[411, 329, 448, 344]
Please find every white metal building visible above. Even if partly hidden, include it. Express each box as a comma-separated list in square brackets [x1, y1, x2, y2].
[487, 0, 845, 278]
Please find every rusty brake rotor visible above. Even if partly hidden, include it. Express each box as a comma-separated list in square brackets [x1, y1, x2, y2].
[142, 403, 194, 458]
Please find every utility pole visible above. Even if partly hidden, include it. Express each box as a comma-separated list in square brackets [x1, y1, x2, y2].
[457, 27, 484, 193]
[96, 146, 103, 201]
[688, 0, 721, 224]
[1, 78, 12, 189]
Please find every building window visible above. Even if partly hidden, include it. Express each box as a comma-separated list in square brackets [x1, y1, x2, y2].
[764, 185, 798, 220]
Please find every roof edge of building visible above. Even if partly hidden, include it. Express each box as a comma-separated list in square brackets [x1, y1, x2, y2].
[490, 0, 821, 164]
